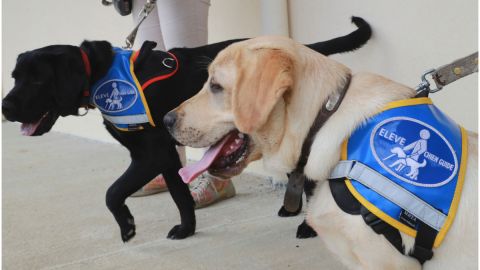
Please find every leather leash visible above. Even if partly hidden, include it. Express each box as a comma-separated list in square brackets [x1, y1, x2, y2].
[415, 52, 478, 94]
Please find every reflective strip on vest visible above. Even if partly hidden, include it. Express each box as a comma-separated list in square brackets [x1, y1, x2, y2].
[332, 97, 467, 247]
[102, 114, 150, 125]
[330, 160, 446, 231]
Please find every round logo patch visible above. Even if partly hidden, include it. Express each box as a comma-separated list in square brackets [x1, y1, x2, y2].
[92, 79, 138, 113]
[370, 117, 458, 187]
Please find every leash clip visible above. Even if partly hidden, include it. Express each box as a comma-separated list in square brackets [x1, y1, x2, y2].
[415, 69, 441, 94]
[78, 106, 89, 117]
[123, 0, 157, 49]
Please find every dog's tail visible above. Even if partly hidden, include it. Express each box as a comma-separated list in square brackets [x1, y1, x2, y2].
[306, 16, 372, 56]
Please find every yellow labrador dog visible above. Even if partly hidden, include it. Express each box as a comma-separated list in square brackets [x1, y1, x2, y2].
[165, 36, 477, 270]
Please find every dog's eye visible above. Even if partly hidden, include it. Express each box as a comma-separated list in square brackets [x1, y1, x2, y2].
[210, 78, 223, 93]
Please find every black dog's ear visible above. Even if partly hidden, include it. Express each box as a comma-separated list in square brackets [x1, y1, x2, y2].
[49, 40, 114, 117]
[49, 46, 91, 116]
[134, 41, 157, 70]
[79, 40, 114, 82]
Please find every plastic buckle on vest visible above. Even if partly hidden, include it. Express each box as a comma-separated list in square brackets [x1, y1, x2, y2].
[126, 124, 145, 131]
[361, 207, 385, 234]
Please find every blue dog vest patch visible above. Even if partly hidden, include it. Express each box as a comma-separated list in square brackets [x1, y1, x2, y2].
[342, 98, 467, 247]
[91, 48, 154, 131]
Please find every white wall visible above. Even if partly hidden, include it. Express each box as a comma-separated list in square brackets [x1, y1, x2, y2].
[288, 0, 478, 131]
[2, 1, 477, 177]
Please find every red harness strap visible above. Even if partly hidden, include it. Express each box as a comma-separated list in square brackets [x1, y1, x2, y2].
[79, 48, 178, 110]
[80, 49, 92, 97]
[131, 51, 179, 91]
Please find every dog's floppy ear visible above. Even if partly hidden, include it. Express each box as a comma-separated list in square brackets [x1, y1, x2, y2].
[50, 48, 89, 116]
[232, 49, 293, 133]
[79, 40, 114, 82]
[51, 40, 113, 116]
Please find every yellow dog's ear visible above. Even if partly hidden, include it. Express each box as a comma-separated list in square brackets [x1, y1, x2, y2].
[232, 49, 293, 133]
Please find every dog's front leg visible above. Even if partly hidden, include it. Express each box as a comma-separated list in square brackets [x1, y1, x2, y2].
[162, 166, 196, 239]
[296, 178, 318, 238]
[278, 173, 303, 217]
[106, 160, 161, 242]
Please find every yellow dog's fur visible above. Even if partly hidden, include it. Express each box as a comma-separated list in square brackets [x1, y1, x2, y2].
[170, 36, 478, 270]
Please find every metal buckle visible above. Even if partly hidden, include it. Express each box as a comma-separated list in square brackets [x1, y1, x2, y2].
[123, 0, 157, 49]
[415, 69, 441, 94]
[78, 106, 89, 116]
[162, 58, 175, 68]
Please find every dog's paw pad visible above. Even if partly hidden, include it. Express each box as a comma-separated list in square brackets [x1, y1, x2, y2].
[122, 227, 136, 242]
[296, 220, 317, 239]
[167, 224, 195, 240]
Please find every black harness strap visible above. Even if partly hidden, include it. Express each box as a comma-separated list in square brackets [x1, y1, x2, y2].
[283, 75, 352, 212]
[328, 179, 360, 215]
[409, 221, 437, 264]
[329, 177, 438, 264]
[360, 205, 404, 254]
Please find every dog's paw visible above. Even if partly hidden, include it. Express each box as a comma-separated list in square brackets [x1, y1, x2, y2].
[121, 217, 136, 242]
[277, 205, 302, 217]
[296, 220, 317, 239]
[167, 224, 195, 240]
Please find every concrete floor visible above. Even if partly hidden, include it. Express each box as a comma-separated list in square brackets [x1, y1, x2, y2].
[3, 122, 346, 270]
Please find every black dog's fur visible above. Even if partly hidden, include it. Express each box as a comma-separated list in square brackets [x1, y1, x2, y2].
[3, 17, 371, 242]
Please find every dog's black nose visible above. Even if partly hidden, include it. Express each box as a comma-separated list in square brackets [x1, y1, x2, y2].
[2, 99, 15, 120]
[163, 111, 177, 130]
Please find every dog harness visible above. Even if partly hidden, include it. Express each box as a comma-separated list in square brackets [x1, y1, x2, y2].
[329, 97, 468, 263]
[89, 47, 177, 131]
[283, 75, 351, 213]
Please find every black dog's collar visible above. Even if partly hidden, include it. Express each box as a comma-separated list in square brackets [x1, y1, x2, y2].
[283, 75, 351, 212]
[79, 49, 93, 111]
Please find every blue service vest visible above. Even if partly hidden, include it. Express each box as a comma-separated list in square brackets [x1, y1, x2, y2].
[342, 97, 467, 247]
[89, 47, 178, 131]
[90, 48, 153, 130]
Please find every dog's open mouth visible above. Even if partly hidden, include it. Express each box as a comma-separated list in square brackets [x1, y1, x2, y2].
[20, 112, 51, 136]
[179, 131, 251, 183]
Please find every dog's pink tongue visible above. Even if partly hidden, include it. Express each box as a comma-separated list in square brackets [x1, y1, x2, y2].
[179, 134, 234, 184]
[20, 121, 41, 136]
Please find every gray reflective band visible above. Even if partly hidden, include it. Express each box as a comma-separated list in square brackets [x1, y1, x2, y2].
[329, 160, 446, 231]
[102, 114, 149, 125]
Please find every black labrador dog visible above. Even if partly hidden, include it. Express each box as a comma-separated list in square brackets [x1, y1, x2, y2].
[2, 17, 371, 242]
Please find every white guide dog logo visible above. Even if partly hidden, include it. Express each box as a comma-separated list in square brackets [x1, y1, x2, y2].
[105, 82, 123, 111]
[383, 129, 430, 180]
